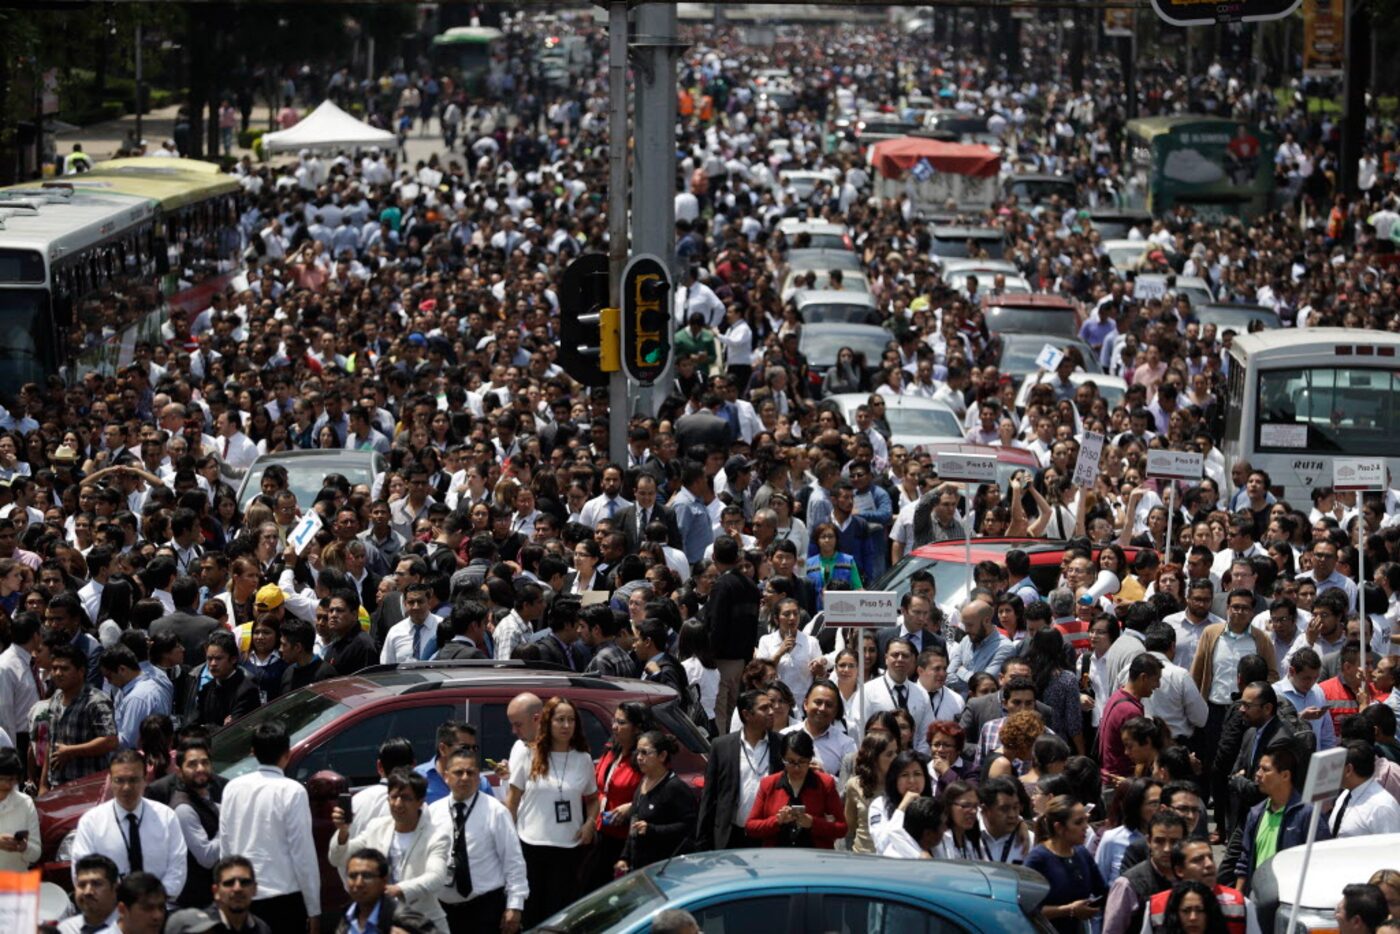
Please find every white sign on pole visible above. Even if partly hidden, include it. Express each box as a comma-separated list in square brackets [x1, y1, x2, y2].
[288, 510, 323, 555]
[1074, 432, 1105, 489]
[1301, 746, 1347, 804]
[822, 591, 899, 629]
[1034, 344, 1065, 372]
[936, 454, 999, 485]
[1146, 450, 1204, 481]
[1333, 458, 1386, 493]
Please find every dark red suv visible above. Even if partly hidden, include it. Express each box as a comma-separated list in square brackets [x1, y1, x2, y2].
[37, 661, 709, 916]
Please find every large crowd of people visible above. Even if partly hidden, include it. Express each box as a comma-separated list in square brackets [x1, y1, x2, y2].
[15, 10, 1400, 934]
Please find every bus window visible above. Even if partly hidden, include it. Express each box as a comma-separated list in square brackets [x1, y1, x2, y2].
[1256, 367, 1400, 456]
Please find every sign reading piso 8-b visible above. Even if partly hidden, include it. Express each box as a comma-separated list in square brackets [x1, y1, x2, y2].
[823, 591, 898, 629]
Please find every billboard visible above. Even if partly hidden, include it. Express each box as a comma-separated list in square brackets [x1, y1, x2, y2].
[1303, 0, 1346, 78]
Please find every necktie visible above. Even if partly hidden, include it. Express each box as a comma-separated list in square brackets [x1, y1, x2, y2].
[452, 802, 473, 897]
[1332, 790, 1351, 836]
[894, 683, 908, 711]
[222, 437, 230, 459]
[639, 508, 649, 536]
[125, 812, 143, 872]
[30, 659, 45, 700]
[607, 498, 617, 518]
[411, 625, 422, 661]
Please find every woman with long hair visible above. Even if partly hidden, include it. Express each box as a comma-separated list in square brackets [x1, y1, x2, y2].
[590, 700, 652, 886]
[1024, 795, 1107, 934]
[1161, 880, 1230, 934]
[939, 780, 989, 860]
[833, 648, 865, 734]
[868, 749, 930, 853]
[506, 697, 599, 926]
[1095, 776, 1161, 885]
[1026, 629, 1086, 752]
[845, 729, 898, 854]
[678, 620, 719, 735]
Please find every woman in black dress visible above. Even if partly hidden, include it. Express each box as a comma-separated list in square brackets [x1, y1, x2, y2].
[614, 731, 698, 874]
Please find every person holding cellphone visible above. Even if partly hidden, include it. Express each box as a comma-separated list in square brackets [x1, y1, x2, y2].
[1025, 795, 1108, 934]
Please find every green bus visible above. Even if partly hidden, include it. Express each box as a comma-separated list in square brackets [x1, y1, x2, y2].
[1125, 116, 1277, 222]
[430, 26, 506, 95]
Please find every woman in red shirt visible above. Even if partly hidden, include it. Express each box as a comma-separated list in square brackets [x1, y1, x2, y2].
[585, 701, 651, 888]
[745, 731, 847, 848]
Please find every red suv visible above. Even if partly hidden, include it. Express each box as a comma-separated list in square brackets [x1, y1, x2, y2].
[37, 661, 709, 916]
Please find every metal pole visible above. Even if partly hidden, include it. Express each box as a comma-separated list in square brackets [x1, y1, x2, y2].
[1285, 806, 1323, 934]
[856, 628, 867, 739]
[1164, 483, 1175, 561]
[1358, 507, 1367, 687]
[631, 2, 681, 418]
[607, 1, 629, 465]
[134, 22, 143, 144]
[367, 36, 375, 85]
[1339, 0, 1367, 197]
[964, 501, 974, 603]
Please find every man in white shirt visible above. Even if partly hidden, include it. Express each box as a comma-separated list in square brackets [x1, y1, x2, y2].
[1329, 740, 1400, 838]
[0, 614, 42, 752]
[864, 638, 935, 755]
[1163, 580, 1222, 670]
[380, 583, 442, 663]
[1141, 623, 1209, 743]
[781, 680, 855, 775]
[577, 465, 632, 529]
[72, 751, 187, 902]
[217, 722, 320, 931]
[213, 411, 258, 472]
[427, 746, 527, 932]
[1273, 646, 1336, 751]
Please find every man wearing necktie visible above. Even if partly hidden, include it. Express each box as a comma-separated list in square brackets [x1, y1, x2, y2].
[1329, 739, 1400, 838]
[70, 751, 187, 901]
[579, 466, 632, 529]
[59, 855, 122, 934]
[380, 584, 441, 665]
[428, 748, 527, 933]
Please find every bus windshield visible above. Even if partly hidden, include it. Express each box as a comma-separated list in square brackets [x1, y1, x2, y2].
[1256, 366, 1400, 456]
[0, 290, 55, 395]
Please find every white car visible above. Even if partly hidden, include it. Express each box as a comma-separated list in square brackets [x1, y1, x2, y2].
[793, 290, 880, 325]
[777, 217, 850, 251]
[945, 270, 1031, 299]
[827, 393, 965, 450]
[938, 257, 1021, 276]
[1013, 371, 1127, 412]
[1251, 831, 1400, 934]
[781, 268, 869, 303]
[1102, 239, 1148, 276]
[774, 171, 840, 203]
[1133, 273, 1215, 309]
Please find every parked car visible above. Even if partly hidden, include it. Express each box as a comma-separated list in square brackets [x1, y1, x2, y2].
[37, 662, 709, 915]
[1250, 832, 1400, 934]
[1014, 371, 1128, 412]
[981, 294, 1082, 339]
[872, 536, 1144, 608]
[996, 333, 1103, 379]
[537, 850, 1052, 934]
[776, 218, 852, 251]
[827, 394, 964, 449]
[1102, 238, 1149, 276]
[793, 290, 880, 325]
[1004, 173, 1080, 207]
[236, 449, 387, 511]
[799, 323, 894, 392]
[781, 267, 869, 302]
[930, 225, 1007, 261]
[1133, 273, 1215, 309]
[1086, 209, 1153, 240]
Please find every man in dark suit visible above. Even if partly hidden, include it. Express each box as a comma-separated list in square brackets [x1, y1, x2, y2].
[874, 592, 948, 672]
[150, 576, 222, 662]
[636, 618, 688, 694]
[1226, 680, 1305, 839]
[696, 688, 783, 850]
[432, 599, 490, 660]
[616, 472, 681, 551]
[704, 535, 762, 730]
[534, 598, 588, 672]
[675, 394, 733, 454]
[958, 660, 1055, 764]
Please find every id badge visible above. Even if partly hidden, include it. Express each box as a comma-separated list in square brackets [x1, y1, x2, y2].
[554, 800, 573, 824]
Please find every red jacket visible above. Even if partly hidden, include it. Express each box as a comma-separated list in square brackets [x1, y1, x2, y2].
[1147, 883, 1247, 934]
[1319, 677, 1359, 739]
[745, 769, 846, 848]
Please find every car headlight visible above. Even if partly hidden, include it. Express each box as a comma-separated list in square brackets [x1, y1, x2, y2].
[1275, 906, 1338, 934]
[55, 831, 77, 863]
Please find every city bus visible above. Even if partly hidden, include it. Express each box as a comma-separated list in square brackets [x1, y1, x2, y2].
[0, 183, 158, 398]
[430, 26, 506, 95]
[1124, 116, 1277, 222]
[1223, 328, 1400, 504]
[0, 158, 242, 396]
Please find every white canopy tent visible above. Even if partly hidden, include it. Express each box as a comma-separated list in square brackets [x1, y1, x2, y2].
[261, 100, 396, 154]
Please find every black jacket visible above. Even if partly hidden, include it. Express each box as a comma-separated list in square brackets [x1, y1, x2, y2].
[150, 610, 223, 663]
[193, 666, 261, 730]
[280, 659, 337, 695]
[873, 625, 948, 671]
[615, 503, 682, 552]
[434, 637, 486, 660]
[325, 631, 378, 676]
[642, 652, 689, 697]
[703, 567, 761, 661]
[696, 729, 784, 851]
[335, 897, 401, 934]
[370, 591, 406, 651]
[620, 771, 698, 868]
[170, 785, 220, 908]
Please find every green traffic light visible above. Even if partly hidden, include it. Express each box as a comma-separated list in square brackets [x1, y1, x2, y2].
[644, 347, 661, 364]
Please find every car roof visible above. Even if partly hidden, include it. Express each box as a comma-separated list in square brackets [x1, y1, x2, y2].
[941, 258, 1019, 273]
[799, 322, 888, 337]
[639, 849, 1031, 903]
[778, 217, 842, 231]
[1006, 172, 1074, 183]
[1196, 303, 1275, 316]
[931, 225, 1003, 237]
[1102, 239, 1147, 251]
[303, 664, 680, 707]
[904, 535, 1141, 563]
[921, 442, 1038, 465]
[247, 449, 380, 464]
[793, 290, 878, 308]
[981, 294, 1075, 310]
[786, 248, 860, 268]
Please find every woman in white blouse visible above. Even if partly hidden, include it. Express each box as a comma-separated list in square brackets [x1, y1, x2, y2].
[506, 697, 599, 928]
[0, 749, 41, 870]
[755, 599, 827, 706]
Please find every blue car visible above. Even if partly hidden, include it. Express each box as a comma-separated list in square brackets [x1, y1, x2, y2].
[534, 849, 1052, 933]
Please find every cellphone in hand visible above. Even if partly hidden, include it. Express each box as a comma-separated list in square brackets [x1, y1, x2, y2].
[336, 793, 354, 822]
[1087, 895, 1107, 910]
[788, 805, 806, 815]
[12, 830, 26, 843]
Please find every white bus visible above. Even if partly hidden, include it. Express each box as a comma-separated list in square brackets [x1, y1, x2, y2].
[1223, 328, 1400, 504]
[0, 183, 159, 399]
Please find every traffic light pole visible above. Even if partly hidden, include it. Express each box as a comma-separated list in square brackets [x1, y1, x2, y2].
[630, 2, 682, 419]
[606, 0, 629, 466]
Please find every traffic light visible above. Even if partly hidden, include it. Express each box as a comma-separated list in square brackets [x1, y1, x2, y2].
[557, 253, 611, 388]
[621, 254, 673, 385]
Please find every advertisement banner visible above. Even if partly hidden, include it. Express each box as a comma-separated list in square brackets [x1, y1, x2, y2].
[1303, 0, 1346, 78]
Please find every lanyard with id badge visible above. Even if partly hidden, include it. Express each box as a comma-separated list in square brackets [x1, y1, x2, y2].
[551, 752, 573, 824]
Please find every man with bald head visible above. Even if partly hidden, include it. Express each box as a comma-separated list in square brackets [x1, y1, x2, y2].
[495, 692, 543, 782]
[947, 599, 1015, 696]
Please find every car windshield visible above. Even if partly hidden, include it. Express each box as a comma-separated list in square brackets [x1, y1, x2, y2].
[799, 303, 875, 324]
[1001, 339, 1103, 376]
[800, 330, 891, 367]
[0, 289, 55, 399]
[791, 233, 849, 250]
[871, 551, 1003, 605]
[986, 305, 1076, 338]
[883, 407, 963, 439]
[536, 872, 665, 934]
[1095, 219, 1149, 239]
[240, 460, 377, 510]
[209, 689, 348, 778]
[1196, 308, 1278, 331]
[931, 235, 1004, 259]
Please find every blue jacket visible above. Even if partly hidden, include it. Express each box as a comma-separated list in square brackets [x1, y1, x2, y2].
[806, 553, 859, 610]
[1234, 791, 1327, 894]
